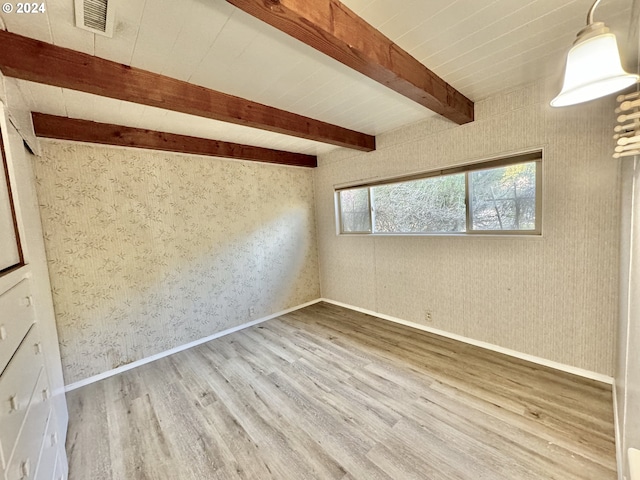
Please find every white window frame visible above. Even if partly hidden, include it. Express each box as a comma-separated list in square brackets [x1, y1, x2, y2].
[335, 151, 542, 236]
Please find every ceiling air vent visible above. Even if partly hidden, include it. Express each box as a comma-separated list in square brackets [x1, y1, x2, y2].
[74, 0, 115, 37]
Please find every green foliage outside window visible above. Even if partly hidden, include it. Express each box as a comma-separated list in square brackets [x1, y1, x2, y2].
[337, 156, 540, 235]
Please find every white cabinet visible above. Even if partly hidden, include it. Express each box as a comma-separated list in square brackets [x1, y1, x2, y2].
[0, 279, 35, 373]
[0, 319, 43, 462]
[0, 102, 68, 480]
[34, 412, 60, 480]
[3, 360, 51, 480]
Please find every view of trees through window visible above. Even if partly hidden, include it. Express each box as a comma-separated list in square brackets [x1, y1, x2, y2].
[337, 158, 539, 235]
[339, 187, 371, 232]
[373, 174, 465, 233]
[469, 162, 536, 231]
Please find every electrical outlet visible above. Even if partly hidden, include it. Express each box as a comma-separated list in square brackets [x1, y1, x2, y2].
[425, 310, 432, 322]
[249, 307, 255, 316]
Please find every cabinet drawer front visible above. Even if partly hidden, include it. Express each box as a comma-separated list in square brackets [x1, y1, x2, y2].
[5, 388, 51, 480]
[0, 325, 45, 464]
[0, 279, 36, 374]
[53, 452, 64, 480]
[34, 411, 58, 480]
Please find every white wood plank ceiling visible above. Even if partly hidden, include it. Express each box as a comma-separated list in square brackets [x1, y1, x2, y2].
[0, 0, 636, 154]
[345, 0, 637, 100]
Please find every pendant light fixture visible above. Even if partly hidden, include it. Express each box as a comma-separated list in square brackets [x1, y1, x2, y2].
[550, 0, 638, 107]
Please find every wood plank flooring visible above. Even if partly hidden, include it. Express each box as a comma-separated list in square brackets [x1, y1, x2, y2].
[65, 302, 616, 479]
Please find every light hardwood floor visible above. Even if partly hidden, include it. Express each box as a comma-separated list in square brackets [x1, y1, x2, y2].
[65, 302, 616, 479]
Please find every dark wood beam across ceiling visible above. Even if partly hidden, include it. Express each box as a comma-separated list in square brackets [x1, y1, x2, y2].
[226, 0, 474, 125]
[32, 113, 318, 168]
[0, 31, 375, 152]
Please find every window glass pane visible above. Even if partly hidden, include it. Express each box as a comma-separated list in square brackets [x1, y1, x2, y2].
[372, 174, 466, 233]
[469, 162, 537, 231]
[339, 188, 371, 232]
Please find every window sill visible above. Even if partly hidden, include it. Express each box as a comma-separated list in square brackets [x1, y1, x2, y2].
[336, 232, 543, 238]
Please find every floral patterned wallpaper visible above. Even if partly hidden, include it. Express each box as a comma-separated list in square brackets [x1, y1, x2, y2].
[33, 141, 320, 385]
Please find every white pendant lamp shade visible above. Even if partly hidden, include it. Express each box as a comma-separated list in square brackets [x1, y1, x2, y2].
[551, 32, 639, 107]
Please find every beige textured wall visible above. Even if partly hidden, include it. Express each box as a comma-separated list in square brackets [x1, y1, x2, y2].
[34, 141, 320, 384]
[314, 80, 620, 375]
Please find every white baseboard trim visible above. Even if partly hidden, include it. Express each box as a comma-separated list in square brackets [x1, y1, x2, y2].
[64, 298, 323, 392]
[65, 296, 613, 392]
[320, 298, 614, 385]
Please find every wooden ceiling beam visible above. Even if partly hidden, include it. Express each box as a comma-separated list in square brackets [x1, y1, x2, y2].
[226, 0, 474, 125]
[32, 113, 318, 168]
[0, 31, 374, 152]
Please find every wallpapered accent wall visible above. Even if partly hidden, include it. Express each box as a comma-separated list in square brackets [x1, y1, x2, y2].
[315, 79, 620, 376]
[34, 141, 320, 384]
